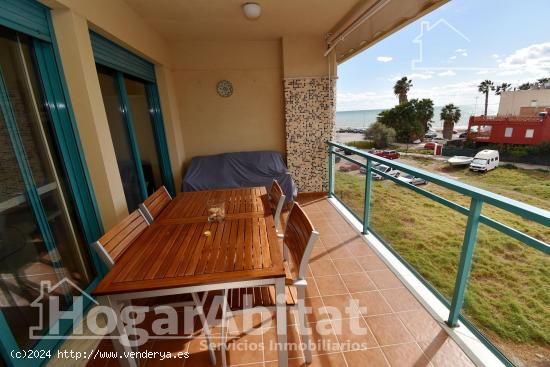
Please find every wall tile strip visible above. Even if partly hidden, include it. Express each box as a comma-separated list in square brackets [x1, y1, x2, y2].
[284, 77, 336, 192]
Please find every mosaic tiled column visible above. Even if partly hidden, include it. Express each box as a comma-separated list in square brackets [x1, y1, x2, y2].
[284, 77, 336, 192]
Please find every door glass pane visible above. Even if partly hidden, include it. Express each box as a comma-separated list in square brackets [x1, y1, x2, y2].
[124, 76, 163, 196]
[96, 66, 142, 211]
[0, 26, 95, 348]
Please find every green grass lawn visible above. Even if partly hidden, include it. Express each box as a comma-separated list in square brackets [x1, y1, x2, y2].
[333, 162, 550, 365]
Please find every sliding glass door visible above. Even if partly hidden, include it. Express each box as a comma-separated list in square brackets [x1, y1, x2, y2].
[96, 66, 172, 211]
[0, 24, 99, 362]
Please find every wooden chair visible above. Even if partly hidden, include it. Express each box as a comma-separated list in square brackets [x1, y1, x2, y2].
[270, 180, 286, 236]
[90, 209, 217, 366]
[139, 186, 172, 224]
[91, 210, 149, 269]
[221, 203, 319, 365]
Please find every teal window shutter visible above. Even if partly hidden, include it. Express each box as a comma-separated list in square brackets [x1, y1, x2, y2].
[90, 31, 156, 82]
[0, 0, 51, 41]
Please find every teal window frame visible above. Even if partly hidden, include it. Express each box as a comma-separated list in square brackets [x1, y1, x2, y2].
[90, 32, 176, 197]
[0, 1, 104, 366]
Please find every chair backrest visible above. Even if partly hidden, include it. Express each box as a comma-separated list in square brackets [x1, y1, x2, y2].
[270, 180, 286, 233]
[91, 210, 149, 269]
[283, 203, 319, 279]
[139, 186, 172, 224]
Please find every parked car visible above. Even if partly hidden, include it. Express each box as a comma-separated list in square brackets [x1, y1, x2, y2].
[469, 150, 499, 172]
[375, 150, 400, 159]
[458, 132, 468, 139]
[397, 173, 428, 186]
[412, 139, 421, 144]
[372, 164, 400, 180]
[339, 163, 361, 172]
[424, 142, 436, 149]
[359, 161, 381, 174]
[424, 131, 437, 139]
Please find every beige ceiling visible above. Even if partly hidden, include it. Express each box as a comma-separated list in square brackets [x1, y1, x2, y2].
[123, 0, 361, 42]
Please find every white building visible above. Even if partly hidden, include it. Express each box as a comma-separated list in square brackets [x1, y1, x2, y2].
[498, 89, 550, 116]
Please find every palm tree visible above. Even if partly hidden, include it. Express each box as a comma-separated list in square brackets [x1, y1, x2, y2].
[393, 77, 412, 105]
[537, 77, 550, 89]
[495, 82, 511, 96]
[478, 80, 495, 116]
[440, 104, 461, 140]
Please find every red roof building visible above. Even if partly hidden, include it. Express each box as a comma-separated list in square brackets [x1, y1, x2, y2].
[467, 109, 550, 145]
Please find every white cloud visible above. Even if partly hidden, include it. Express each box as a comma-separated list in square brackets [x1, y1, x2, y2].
[491, 54, 499, 59]
[461, 52, 468, 57]
[497, 42, 550, 77]
[449, 55, 457, 60]
[377, 56, 393, 62]
[476, 70, 493, 75]
[438, 70, 456, 77]
[455, 48, 467, 53]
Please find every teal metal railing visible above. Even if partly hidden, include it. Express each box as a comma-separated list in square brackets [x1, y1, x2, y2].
[327, 141, 550, 366]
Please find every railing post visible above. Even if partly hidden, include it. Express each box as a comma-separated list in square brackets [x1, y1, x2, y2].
[362, 159, 372, 234]
[328, 144, 334, 197]
[447, 198, 483, 327]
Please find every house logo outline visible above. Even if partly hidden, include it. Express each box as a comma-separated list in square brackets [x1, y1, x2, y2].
[29, 278, 99, 339]
[412, 19, 493, 71]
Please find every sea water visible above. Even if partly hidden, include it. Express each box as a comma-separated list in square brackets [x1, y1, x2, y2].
[336, 104, 477, 130]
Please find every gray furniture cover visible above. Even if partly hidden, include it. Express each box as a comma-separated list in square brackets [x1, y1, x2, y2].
[182, 151, 297, 202]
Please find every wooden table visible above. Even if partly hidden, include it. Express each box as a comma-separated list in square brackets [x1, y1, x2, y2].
[93, 187, 288, 367]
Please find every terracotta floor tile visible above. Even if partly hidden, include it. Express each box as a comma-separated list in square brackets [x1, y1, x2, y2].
[321, 294, 360, 319]
[185, 338, 222, 367]
[382, 343, 432, 367]
[398, 309, 444, 342]
[304, 297, 329, 323]
[381, 288, 422, 312]
[85, 200, 476, 367]
[265, 357, 305, 367]
[418, 332, 475, 367]
[263, 325, 304, 360]
[314, 275, 348, 296]
[318, 234, 341, 247]
[345, 240, 376, 257]
[350, 291, 392, 316]
[309, 259, 339, 276]
[307, 352, 348, 367]
[340, 272, 377, 293]
[225, 333, 264, 366]
[332, 258, 363, 274]
[328, 245, 353, 259]
[309, 244, 332, 262]
[304, 278, 320, 298]
[367, 270, 404, 290]
[331, 317, 379, 351]
[308, 320, 341, 355]
[357, 255, 388, 271]
[343, 348, 390, 367]
[366, 315, 414, 346]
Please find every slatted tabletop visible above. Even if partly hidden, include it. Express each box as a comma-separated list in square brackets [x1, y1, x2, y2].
[93, 187, 284, 295]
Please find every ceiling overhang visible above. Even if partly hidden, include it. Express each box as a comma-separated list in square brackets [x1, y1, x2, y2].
[328, 0, 449, 63]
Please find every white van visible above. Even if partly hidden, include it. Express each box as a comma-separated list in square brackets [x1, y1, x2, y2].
[469, 150, 499, 172]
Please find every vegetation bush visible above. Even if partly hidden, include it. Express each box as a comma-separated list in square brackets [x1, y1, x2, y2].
[364, 122, 396, 148]
[346, 140, 375, 149]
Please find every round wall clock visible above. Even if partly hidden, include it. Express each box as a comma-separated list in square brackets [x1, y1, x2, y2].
[217, 80, 233, 97]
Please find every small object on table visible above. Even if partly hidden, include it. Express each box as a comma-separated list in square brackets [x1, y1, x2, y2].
[207, 199, 225, 223]
[203, 230, 211, 237]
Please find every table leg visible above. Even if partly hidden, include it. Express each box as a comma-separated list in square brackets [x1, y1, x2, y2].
[275, 278, 288, 367]
[99, 296, 138, 367]
[192, 292, 216, 366]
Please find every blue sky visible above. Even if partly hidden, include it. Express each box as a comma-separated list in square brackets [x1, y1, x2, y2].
[337, 0, 550, 112]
